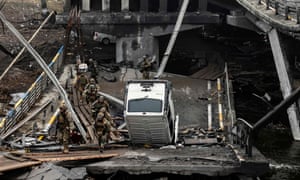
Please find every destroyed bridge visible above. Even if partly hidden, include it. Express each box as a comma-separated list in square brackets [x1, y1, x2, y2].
[1, 0, 300, 179]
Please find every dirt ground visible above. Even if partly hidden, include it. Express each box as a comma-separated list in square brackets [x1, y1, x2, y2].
[0, 0, 64, 98]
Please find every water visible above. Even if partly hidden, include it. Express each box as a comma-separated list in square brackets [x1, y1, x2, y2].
[254, 127, 300, 180]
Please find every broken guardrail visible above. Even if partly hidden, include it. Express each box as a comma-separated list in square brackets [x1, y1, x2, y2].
[243, 0, 300, 23]
[0, 46, 64, 136]
[231, 86, 300, 157]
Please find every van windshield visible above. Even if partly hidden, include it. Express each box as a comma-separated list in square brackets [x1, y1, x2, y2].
[128, 98, 162, 112]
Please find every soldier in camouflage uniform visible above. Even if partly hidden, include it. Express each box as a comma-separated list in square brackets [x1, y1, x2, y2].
[88, 58, 98, 81]
[94, 111, 111, 152]
[140, 54, 153, 79]
[99, 107, 121, 140]
[75, 73, 89, 102]
[91, 95, 110, 119]
[83, 78, 99, 104]
[56, 102, 73, 153]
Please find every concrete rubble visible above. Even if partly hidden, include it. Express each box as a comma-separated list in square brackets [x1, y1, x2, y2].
[16, 163, 87, 180]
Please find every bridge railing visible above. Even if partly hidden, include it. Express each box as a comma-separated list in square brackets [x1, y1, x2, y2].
[0, 46, 64, 135]
[231, 84, 300, 157]
[258, 0, 300, 23]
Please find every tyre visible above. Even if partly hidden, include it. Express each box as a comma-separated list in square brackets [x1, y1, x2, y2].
[102, 38, 110, 45]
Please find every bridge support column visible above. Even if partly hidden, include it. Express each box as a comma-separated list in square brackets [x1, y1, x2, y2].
[63, 0, 71, 11]
[140, 0, 149, 12]
[160, 0, 168, 12]
[102, 0, 110, 12]
[268, 28, 300, 140]
[82, 0, 90, 11]
[121, 0, 129, 11]
[199, 0, 207, 11]
[116, 36, 159, 66]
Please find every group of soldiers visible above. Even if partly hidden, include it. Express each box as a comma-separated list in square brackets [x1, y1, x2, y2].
[56, 54, 155, 153]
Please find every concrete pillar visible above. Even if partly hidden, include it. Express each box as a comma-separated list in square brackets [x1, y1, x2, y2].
[64, 0, 71, 12]
[268, 28, 300, 140]
[140, 0, 149, 12]
[122, 0, 129, 11]
[116, 36, 159, 67]
[102, 0, 110, 12]
[159, 0, 168, 12]
[199, 0, 207, 11]
[82, 0, 91, 11]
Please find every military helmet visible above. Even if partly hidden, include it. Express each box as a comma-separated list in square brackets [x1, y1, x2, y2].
[100, 106, 107, 113]
[97, 112, 105, 119]
[99, 95, 104, 102]
[90, 78, 95, 84]
[59, 102, 67, 111]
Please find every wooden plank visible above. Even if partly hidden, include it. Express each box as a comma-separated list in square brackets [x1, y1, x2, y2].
[0, 156, 41, 172]
[71, 86, 97, 143]
[23, 153, 118, 162]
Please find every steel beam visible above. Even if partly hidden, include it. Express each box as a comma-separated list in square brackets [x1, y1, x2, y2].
[155, 0, 190, 78]
[0, 11, 55, 82]
[0, 11, 88, 142]
[268, 28, 300, 140]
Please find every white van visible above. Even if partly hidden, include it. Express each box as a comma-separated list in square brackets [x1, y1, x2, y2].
[124, 80, 176, 145]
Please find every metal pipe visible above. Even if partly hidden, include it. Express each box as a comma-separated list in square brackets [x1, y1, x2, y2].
[155, 0, 190, 78]
[0, 11, 88, 142]
[38, 108, 60, 141]
[217, 78, 224, 130]
[207, 81, 212, 130]
[0, 11, 54, 82]
[225, 63, 234, 127]
[97, 91, 124, 106]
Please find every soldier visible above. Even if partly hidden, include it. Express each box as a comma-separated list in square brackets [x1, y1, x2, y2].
[75, 55, 81, 73]
[99, 107, 120, 140]
[83, 78, 99, 104]
[88, 58, 98, 81]
[91, 95, 110, 119]
[75, 73, 89, 102]
[140, 54, 153, 79]
[56, 102, 73, 153]
[94, 112, 111, 152]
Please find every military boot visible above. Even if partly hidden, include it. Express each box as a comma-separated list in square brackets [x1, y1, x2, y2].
[63, 145, 69, 153]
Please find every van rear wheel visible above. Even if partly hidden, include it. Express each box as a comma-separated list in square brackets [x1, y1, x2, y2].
[102, 38, 110, 45]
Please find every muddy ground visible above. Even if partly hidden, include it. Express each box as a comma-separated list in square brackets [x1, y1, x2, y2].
[0, 0, 64, 98]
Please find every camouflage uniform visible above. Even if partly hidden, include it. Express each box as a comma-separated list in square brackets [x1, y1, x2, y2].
[94, 112, 111, 152]
[88, 58, 98, 81]
[83, 78, 99, 104]
[57, 103, 72, 153]
[75, 74, 88, 99]
[140, 55, 152, 79]
[91, 96, 110, 119]
[99, 107, 120, 140]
